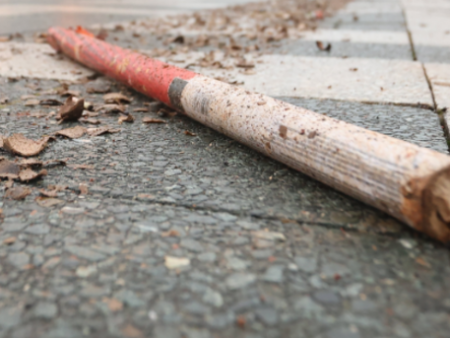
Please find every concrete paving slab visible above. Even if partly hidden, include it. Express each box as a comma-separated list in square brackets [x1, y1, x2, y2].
[279, 97, 447, 153]
[424, 63, 450, 111]
[0, 42, 94, 81]
[298, 29, 409, 45]
[161, 53, 432, 106]
[0, 75, 449, 338]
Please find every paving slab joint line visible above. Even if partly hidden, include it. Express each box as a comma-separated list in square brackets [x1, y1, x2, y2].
[71, 186, 413, 238]
[400, 3, 417, 61]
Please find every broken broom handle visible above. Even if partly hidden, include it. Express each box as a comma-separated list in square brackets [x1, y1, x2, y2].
[47, 26, 450, 244]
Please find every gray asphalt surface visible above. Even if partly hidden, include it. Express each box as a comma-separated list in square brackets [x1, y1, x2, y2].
[0, 0, 449, 338]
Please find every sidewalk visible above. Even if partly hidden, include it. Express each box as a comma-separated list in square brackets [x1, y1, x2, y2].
[0, 0, 449, 338]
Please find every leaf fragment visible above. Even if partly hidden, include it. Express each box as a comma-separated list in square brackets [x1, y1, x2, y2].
[3, 134, 52, 157]
[56, 126, 87, 139]
[86, 126, 121, 137]
[5, 186, 31, 200]
[19, 168, 47, 182]
[118, 114, 135, 124]
[58, 97, 84, 122]
[316, 41, 331, 51]
[35, 196, 64, 207]
[40, 99, 63, 106]
[0, 159, 20, 179]
[103, 92, 131, 104]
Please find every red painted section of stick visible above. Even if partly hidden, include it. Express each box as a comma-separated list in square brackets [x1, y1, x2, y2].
[47, 27, 197, 107]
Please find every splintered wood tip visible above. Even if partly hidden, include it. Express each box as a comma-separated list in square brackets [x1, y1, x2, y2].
[423, 168, 450, 245]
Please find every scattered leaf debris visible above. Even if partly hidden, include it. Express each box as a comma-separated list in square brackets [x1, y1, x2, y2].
[5, 186, 31, 200]
[86, 126, 121, 137]
[24, 99, 40, 106]
[103, 92, 131, 104]
[133, 107, 149, 112]
[69, 164, 94, 170]
[79, 183, 89, 195]
[56, 126, 87, 139]
[3, 134, 53, 157]
[0, 159, 20, 179]
[316, 41, 331, 51]
[96, 104, 125, 114]
[57, 97, 85, 122]
[19, 168, 47, 182]
[184, 130, 197, 136]
[39, 188, 58, 197]
[39, 99, 63, 106]
[35, 196, 65, 208]
[118, 114, 135, 124]
[142, 117, 166, 124]
[81, 118, 101, 125]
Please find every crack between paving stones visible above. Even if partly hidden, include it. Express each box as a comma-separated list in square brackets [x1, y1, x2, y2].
[66, 185, 408, 238]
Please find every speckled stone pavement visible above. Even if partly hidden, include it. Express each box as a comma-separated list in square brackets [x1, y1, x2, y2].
[0, 1, 450, 338]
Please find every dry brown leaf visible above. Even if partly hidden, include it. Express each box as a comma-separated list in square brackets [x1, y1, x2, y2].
[39, 189, 58, 197]
[79, 183, 89, 195]
[19, 168, 47, 182]
[47, 184, 67, 192]
[0, 97, 8, 104]
[103, 92, 131, 104]
[5, 186, 31, 200]
[316, 41, 331, 51]
[0, 136, 3, 148]
[58, 97, 84, 122]
[86, 127, 121, 137]
[81, 118, 101, 125]
[3, 237, 16, 245]
[184, 130, 197, 136]
[24, 99, 40, 106]
[43, 159, 67, 167]
[0, 35, 11, 42]
[96, 104, 125, 113]
[133, 107, 149, 112]
[35, 196, 64, 208]
[60, 90, 81, 97]
[4, 179, 14, 189]
[118, 114, 135, 124]
[142, 117, 166, 124]
[0, 159, 20, 179]
[3, 134, 52, 157]
[56, 126, 87, 139]
[161, 230, 180, 237]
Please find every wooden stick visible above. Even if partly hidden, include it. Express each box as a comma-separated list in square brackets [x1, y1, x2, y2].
[47, 26, 450, 244]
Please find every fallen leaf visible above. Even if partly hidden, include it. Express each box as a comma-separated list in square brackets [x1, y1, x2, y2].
[103, 92, 131, 104]
[81, 118, 101, 125]
[56, 126, 87, 139]
[118, 114, 135, 124]
[133, 107, 149, 112]
[86, 126, 121, 137]
[39, 189, 58, 197]
[165, 256, 190, 269]
[58, 97, 84, 122]
[19, 168, 47, 182]
[96, 104, 125, 113]
[60, 90, 81, 97]
[184, 130, 197, 136]
[40, 99, 63, 106]
[236, 315, 246, 328]
[121, 324, 143, 338]
[35, 196, 64, 207]
[142, 117, 166, 124]
[0, 97, 8, 104]
[5, 186, 31, 200]
[79, 183, 89, 195]
[316, 41, 331, 51]
[0, 35, 11, 42]
[0, 159, 20, 179]
[4, 180, 13, 189]
[30, 111, 49, 118]
[24, 99, 40, 106]
[3, 134, 52, 157]
[47, 184, 67, 192]
[82, 111, 99, 118]
[349, 68, 358, 72]
[3, 237, 16, 245]
[103, 297, 123, 312]
[43, 159, 67, 167]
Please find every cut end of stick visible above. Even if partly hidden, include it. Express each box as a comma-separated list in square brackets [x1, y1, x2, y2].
[423, 168, 450, 245]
